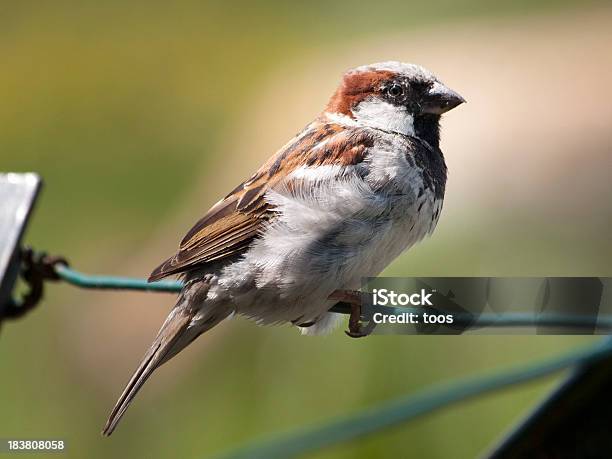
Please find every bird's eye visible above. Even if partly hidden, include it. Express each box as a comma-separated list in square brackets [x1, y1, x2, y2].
[387, 84, 404, 97]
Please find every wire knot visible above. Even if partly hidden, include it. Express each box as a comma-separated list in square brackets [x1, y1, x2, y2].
[2, 248, 69, 320]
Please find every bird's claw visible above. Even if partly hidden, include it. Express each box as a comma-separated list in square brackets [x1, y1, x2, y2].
[329, 290, 370, 338]
[345, 329, 369, 338]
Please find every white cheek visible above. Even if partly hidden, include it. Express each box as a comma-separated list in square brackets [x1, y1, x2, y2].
[351, 98, 415, 136]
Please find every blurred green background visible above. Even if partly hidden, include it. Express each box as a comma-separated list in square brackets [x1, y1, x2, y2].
[1, 1, 611, 458]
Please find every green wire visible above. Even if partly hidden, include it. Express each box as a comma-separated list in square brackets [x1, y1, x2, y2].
[52, 264, 612, 329]
[214, 337, 612, 459]
[54, 264, 182, 293]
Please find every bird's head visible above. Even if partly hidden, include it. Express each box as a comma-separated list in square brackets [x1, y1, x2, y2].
[325, 61, 465, 146]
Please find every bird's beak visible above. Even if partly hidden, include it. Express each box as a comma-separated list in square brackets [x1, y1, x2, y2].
[421, 81, 465, 115]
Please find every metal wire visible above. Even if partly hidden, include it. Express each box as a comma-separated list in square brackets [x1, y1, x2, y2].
[54, 264, 182, 293]
[50, 264, 612, 330]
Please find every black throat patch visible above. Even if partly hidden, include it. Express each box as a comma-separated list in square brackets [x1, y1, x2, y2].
[410, 134, 447, 200]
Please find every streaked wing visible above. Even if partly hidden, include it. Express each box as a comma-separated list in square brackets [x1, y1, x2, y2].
[148, 121, 373, 281]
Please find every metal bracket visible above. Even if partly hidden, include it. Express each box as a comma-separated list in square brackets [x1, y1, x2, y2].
[0, 173, 42, 324]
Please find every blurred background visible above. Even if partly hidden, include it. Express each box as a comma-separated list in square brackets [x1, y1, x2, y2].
[1, 1, 611, 457]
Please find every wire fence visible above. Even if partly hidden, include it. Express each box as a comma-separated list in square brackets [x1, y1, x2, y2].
[5, 256, 611, 458]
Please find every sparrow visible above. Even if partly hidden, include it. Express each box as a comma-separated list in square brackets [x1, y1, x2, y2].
[102, 61, 464, 435]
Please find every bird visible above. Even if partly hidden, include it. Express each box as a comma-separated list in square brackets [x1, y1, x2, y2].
[102, 61, 464, 435]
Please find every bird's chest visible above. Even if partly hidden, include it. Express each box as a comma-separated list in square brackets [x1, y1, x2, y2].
[353, 149, 441, 275]
[265, 148, 439, 284]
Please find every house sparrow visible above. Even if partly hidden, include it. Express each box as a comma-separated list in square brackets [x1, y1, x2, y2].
[102, 61, 464, 435]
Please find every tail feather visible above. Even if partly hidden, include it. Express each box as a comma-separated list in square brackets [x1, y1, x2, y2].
[102, 306, 193, 436]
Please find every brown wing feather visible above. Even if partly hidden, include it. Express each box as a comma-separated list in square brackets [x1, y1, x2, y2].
[148, 121, 373, 282]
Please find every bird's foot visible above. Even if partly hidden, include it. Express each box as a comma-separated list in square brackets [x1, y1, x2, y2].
[329, 290, 368, 338]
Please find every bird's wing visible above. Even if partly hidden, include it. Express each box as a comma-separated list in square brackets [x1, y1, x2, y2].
[148, 122, 373, 281]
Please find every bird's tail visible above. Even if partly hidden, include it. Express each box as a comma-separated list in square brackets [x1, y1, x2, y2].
[102, 296, 227, 436]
